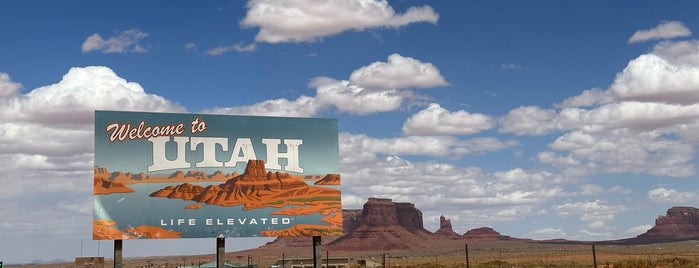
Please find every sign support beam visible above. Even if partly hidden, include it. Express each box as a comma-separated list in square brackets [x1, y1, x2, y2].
[217, 237, 225, 268]
[312, 236, 321, 268]
[114, 240, 122, 268]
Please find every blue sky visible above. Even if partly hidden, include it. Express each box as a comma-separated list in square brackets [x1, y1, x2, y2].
[2, 0, 699, 264]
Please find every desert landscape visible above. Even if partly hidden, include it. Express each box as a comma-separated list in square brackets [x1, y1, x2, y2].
[93, 160, 343, 239]
[15, 199, 699, 268]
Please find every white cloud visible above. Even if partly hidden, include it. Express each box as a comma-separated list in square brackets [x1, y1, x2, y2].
[209, 54, 445, 116]
[338, 148, 569, 231]
[556, 87, 614, 108]
[578, 184, 604, 196]
[541, 129, 694, 177]
[501, 40, 699, 178]
[648, 187, 697, 203]
[554, 200, 628, 222]
[500, 63, 521, 70]
[402, 103, 494, 136]
[184, 42, 197, 52]
[626, 224, 653, 236]
[499, 106, 562, 135]
[205, 42, 258, 55]
[349, 54, 448, 89]
[81, 29, 150, 53]
[339, 132, 516, 161]
[0, 72, 22, 97]
[610, 54, 699, 105]
[628, 21, 692, 44]
[0, 66, 185, 125]
[0, 66, 184, 200]
[526, 227, 566, 239]
[203, 95, 319, 117]
[588, 220, 606, 229]
[241, 0, 438, 43]
[312, 77, 413, 115]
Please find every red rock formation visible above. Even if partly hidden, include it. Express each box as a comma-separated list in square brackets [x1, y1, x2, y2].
[434, 215, 462, 239]
[326, 198, 433, 251]
[463, 227, 517, 241]
[342, 209, 363, 233]
[314, 174, 341, 185]
[636, 207, 699, 241]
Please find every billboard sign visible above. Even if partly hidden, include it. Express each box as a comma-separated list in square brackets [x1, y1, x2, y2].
[93, 111, 342, 239]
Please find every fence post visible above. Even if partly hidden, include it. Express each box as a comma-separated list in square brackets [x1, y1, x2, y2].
[465, 244, 469, 268]
[592, 243, 597, 268]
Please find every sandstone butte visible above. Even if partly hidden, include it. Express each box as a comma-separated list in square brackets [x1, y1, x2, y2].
[149, 159, 341, 210]
[93, 219, 181, 240]
[148, 159, 342, 236]
[314, 173, 341, 185]
[93, 177, 134, 195]
[184, 203, 203, 209]
[93, 166, 237, 195]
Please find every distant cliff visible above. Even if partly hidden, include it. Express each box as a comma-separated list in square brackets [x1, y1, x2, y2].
[326, 198, 432, 251]
[434, 215, 461, 239]
[636, 207, 699, 241]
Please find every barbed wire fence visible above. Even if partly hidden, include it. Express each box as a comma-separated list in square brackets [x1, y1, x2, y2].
[105, 242, 699, 268]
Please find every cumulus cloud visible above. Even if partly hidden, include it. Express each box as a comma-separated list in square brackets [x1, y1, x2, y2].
[81, 29, 150, 53]
[499, 106, 563, 135]
[648, 187, 697, 203]
[554, 200, 628, 222]
[349, 54, 448, 89]
[339, 148, 568, 231]
[340, 132, 516, 162]
[0, 66, 184, 198]
[312, 77, 413, 115]
[626, 224, 653, 235]
[628, 21, 692, 44]
[0, 66, 185, 125]
[208, 54, 445, 116]
[402, 103, 495, 136]
[500, 40, 699, 177]
[0, 66, 186, 247]
[203, 95, 319, 117]
[0, 72, 22, 97]
[527, 227, 566, 239]
[241, 0, 438, 43]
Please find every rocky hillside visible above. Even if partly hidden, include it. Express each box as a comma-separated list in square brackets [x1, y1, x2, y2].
[434, 215, 462, 239]
[326, 198, 433, 251]
[635, 207, 699, 241]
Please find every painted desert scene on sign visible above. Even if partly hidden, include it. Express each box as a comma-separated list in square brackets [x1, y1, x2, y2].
[93, 159, 342, 240]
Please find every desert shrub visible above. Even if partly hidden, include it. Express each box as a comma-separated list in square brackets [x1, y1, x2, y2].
[473, 260, 509, 268]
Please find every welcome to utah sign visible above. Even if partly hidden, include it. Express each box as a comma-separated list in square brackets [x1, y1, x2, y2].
[93, 111, 342, 240]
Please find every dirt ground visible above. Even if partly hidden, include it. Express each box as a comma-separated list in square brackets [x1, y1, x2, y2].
[8, 240, 699, 268]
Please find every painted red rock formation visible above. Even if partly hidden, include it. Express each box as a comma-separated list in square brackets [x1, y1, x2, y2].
[94, 177, 134, 195]
[149, 160, 341, 212]
[314, 174, 341, 185]
[94, 166, 232, 184]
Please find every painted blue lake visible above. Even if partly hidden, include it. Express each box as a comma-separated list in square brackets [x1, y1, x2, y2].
[94, 182, 323, 238]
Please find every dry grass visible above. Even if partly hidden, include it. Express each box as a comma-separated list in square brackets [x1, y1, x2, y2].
[9, 240, 699, 268]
